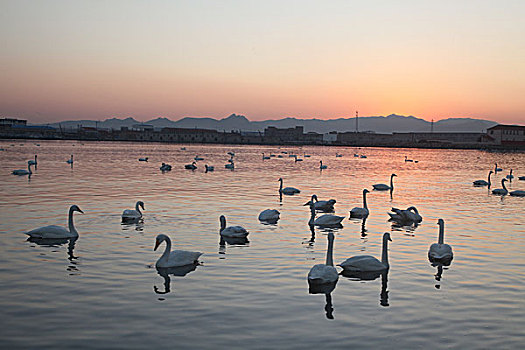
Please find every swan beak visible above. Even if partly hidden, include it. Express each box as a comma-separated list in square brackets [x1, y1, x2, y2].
[303, 201, 311, 206]
[154, 239, 160, 251]
[388, 236, 392, 242]
[78, 209, 84, 214]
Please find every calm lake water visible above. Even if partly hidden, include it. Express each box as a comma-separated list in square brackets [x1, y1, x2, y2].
[0, 140, 524, 349]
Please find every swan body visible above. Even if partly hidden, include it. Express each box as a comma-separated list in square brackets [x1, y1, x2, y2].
[12, 162, 32, 176]
[360, 155, 367, 158]
[354, 154, 359, 157]
[510, 190, 525, 197]
[160, 163, 172, 171]
[219, 215, 248, 238]
[312, 214, 345, 227]
[262, 153, 270, 160]
[336, 153, 342, 157]
[492, 178, 508, 195]
[258, 209, 280, 222]
[278, 178, 300, 195]
[319, 161, 327, 170]
[404, 156, 413, 162]
[428, 219, 453, 261]
[26, 205, 83, 239]
[194, 155, 204, 161]
[205, 164, 214, 172]
[66, 155, 74, 164]
[350, 189, 370, 218]
[138, 157, 148, 162]
[225, 161, 234, 169]
[304, 154, 311, 157]
[305, 194, 336, 212]
[185, 161, 197, 170]
[506, 169, 514, 180]
[308, 232, 338, 284]
[473, 170, 493, 187]
[373, 174, 397, 191]
[519, 176, 525, 181]
[122, 201, 144, 221]
[154, 234, 202, 268]
[28, 155, 37, 165]
[388, 206, 422, 224]
[339, 232, 392, 272]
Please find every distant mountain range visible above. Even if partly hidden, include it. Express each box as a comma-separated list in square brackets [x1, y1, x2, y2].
[37, 114, 498, 134]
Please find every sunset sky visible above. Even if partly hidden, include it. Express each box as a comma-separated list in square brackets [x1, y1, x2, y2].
[1, 0, 524, 124]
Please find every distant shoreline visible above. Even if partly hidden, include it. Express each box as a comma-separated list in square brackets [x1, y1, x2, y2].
[2, 136, 524, 151]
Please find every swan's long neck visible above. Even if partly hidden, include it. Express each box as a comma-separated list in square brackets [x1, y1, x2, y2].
[68, 208, 77, 234]
[438, 222, 445, 244]
[488, 171, 492, 186]
[279, 179, 283, 192]
[135, 202, 142, 216]
[381, 236, 389, 266]
[28, 164, 32, 174]
[160, 237, 171, 261]
[502, 179, 507, 191]
[325, 234, 335, 266]
[363, 191, 368, 209]
[390, 175, 394, 190]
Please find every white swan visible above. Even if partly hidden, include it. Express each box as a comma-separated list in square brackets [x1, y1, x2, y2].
[294, 155, 303, 162]
[185, 161, 197, 170]
[262, 153, 270, 160]
[28, 155, 38, 165]
[12, 162, 33, 176]
[491, 178, 508, 195]
[160, 162, 172, 171]
[428, 219, 453, 261]
[66, 155, 74, 164]
[388, 206, 422, 224]
[194, 155, 204, 161]
[350, 189, 370, 218]
[373, 173, 397, 191]
[225, 161, 234, 169]
[506, 169, 514, 180]
[304, 153, 311, 158]
[205, 164, 214, 172]
[138, 157, 148, 162]
[154, 234, 202, 268]
[360, 155, 367, 159]
[494, 162, 502, 172]
[258, 209, 280, 222]
[519, 176, 525, 181]
[319, 161, 327, 170]
[339, 232, 392, 272]
[278, 178, 300, 195]
[308, 232, 339, 284]
[26, 205, 84, 239]
[309, 201, 344, 227]
[336, 153, 342, 158]
[510, 190, 525, 197]
[473, 170, 493, 187]
[122, 201, 144, 222]
[404, 156, 413, 162]
[304, 194, 336, 212]
[220, 215, 249, 238]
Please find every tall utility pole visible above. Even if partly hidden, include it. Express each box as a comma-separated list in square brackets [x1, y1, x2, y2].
[356, 110, 359, 133]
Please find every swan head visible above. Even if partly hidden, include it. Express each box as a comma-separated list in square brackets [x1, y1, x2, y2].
[363, 189, 370, 194]
[154, 234, 169, 251]
[219, 215, 226, 231]
[391, 173, 397, 178]
[137, 201, 145, 210]
[278, 178, 283, 183]
[383, 232, 392, 242]
[407, 206, 418, 213]
[437, 218, 444, 227]
[70, 205, 84, 214]
[489, 170, 493, 175]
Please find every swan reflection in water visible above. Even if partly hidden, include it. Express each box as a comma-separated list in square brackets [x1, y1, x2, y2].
[218, 235, 250, 257]
[121, 220, 144, 232]
[154, 264, 200, 295]
[308, 280, 337, 319]
[429, 258, 453, 290]
[27, 236, 79, 274]
[341, 269, 390, 307]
